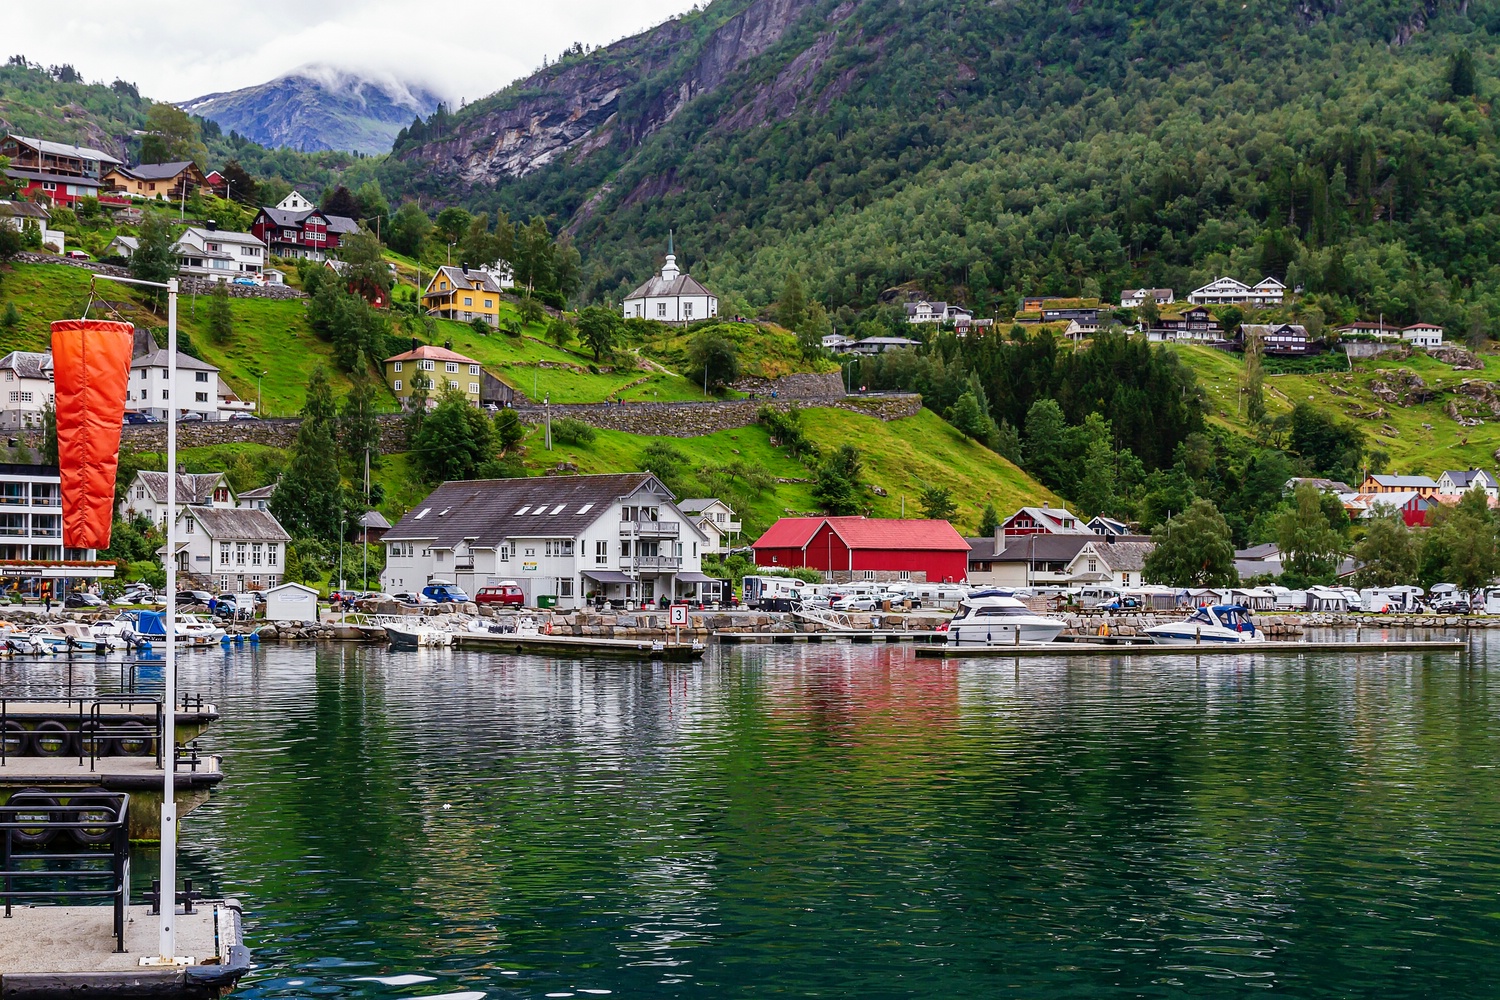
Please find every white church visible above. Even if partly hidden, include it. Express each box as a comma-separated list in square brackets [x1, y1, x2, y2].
[622, 237, 718, 324]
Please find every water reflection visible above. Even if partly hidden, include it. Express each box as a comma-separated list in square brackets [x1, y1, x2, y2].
[11, 637, 1499, 997]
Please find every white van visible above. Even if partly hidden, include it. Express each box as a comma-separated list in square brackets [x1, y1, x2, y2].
[743, 575, 807, 610]
[1078, 586, 1122, 609]
[1359, 586, 1424, 614]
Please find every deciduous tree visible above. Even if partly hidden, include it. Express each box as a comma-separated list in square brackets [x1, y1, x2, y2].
[1353, 507, 1418, 587]
[1143, 498, 1238, 587]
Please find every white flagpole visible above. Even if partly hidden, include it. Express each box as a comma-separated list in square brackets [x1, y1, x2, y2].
[159, 277, 179, 961]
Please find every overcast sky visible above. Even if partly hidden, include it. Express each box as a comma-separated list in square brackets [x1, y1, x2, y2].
[9, 1, 701, 104]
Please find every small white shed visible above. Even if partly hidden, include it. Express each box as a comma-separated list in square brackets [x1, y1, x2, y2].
[264, 582, 320, 622]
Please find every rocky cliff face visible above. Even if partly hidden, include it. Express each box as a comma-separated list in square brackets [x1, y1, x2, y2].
[400, 0, 822, 185]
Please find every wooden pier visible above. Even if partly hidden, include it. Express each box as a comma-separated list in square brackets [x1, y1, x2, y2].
[453, 631, 706, 661]
[916, 639, 1468, 659]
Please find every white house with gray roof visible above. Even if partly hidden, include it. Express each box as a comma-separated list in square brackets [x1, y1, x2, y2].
[166, 506, 291, 592]
[120, 470, 235, 526]
[175, 225, 267, 282]
[382, 472, 712, 609]
[622, 240, 718, 324]
[0, 351, 55, 430]
[128, 349, 223, 422]
[676, 498, 741, 554]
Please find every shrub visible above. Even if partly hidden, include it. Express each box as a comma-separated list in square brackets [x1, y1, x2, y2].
[552, 416, 596, 446]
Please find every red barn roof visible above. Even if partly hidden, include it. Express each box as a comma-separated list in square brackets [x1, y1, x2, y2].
[753, 516, 969, 551]
[751, 517, 826, 550]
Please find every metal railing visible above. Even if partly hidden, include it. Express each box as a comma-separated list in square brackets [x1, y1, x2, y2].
[622, 521, 680, 538]
[1, 790, 131, 952]
[1, 695, 166, 770]
[630, 555, 682, 571]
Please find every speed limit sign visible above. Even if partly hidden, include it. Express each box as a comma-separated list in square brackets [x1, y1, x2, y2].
[670, 604, 688, 626]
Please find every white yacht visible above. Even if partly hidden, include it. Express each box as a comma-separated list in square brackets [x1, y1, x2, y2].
[1143, 604, 1264, 645]
[945, 591, 1067, 646]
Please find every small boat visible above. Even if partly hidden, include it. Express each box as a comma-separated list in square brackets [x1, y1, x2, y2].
[1144, 604, 1264, 645]
[0, 622, 44, 655]
[132, 611, 226, 646]
[25, 623, 111, 653]
[384, 620, 454, 647]
[945, 591, 1067, 646]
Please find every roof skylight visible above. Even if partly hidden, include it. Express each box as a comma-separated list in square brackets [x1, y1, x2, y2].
[515, 506, 531, 515]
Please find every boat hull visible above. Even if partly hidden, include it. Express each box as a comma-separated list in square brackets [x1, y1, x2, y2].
[1145, 627, 1264, 646]
[946, 621, 1065, 646]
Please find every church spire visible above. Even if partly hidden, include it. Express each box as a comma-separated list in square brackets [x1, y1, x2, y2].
[661, 230, 680, 281]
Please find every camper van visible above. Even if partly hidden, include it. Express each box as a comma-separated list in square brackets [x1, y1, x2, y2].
[743, 575, 808, 611]
[1077, 586, 1123, 609]
[1359, 586, 1424, 614]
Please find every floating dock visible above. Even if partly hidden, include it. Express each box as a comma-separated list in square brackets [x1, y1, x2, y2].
[0, 901, 249, 997]
[0, 756, 223, 840]
[716, 631, 946, 645]
[916, 639, 1469, 659]
[453, 631, 705, 661]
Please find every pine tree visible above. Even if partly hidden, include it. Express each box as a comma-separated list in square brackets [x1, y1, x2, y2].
[270, 368, 345, 542]
[1450, 47, 1477, 99]
[978, 502, 1000, 537]
[205, 281, 233, 344]
[340, 370, 381, 469]
[777, 273, 807, 333]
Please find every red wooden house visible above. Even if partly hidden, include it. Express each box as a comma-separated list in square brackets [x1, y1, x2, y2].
[752, 516, 971, 583]
[0, 134, 124, 207]
[250, 205, 360, 261]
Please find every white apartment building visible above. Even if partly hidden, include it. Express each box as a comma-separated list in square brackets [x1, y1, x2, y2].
[128, 350, 223, 421]
[175, 225, 267, 282]
[0, 462, 113, 589]
[1402, 323, 1445, 348]
[169, 506, 290, 592]
[1187, 276, 1286, 306]
[119, 470, 235, 526]
[382, 472, 712, 608]
[0, 351, 54, 430]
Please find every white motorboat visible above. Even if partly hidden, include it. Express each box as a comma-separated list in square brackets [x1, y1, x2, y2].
[384, 619, 454, 647]
[175, 614, 227, 644]
[0, 622, 43, 655]
[1144, 604, 1264, 645]
[945, 591, 1067, 646]
[25, 623, 109, 653]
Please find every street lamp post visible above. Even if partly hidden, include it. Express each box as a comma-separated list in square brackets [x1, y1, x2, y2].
[339, 517, 346, 593]
[256, 370, 266, 417]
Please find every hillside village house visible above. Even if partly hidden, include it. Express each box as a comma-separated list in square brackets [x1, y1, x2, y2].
[168, 507, 290, 592]
[1243, 322, 1311, 355]
[1120, 288, 1175, 308]
[102, 160, 205, 201]
[236, 483, 276, 512]
[1403, 323, 1445, 348]
[998, 505, 1091, 537]
[0, 199, 65, 253]
[249, 191, 359, 261]
[966, 530, 1155, 588]
[1359, 474, 1439, 497]
[128, 349, 224, 422]
[905, 301, 973, 325]
[383, 344, 486, 409]
[0, 351, 54, 430]
[1436, 469, 1499, 497]
[622, 241, 718, 324]
[381, 473, 713, 608]
[0, 462, 114, 593]
[421, 265, 508, 326]
[175, 225, 267, 282]
[1187, 277, 1286, 306]
[0, 134, 121, 207]
[119, 471, 235, 526]
[752, 517, 970, 583]
[106, 235, 139, 259]
[676, 498, 741, 554]
[840, 336, 922, 354]
[1145, 305, 1222, 343]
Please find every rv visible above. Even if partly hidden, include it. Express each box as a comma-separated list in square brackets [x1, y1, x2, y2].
[1078, 586, 1123, 609]
[743, 575, 808, 611]
[1359, 586, 1425, 614]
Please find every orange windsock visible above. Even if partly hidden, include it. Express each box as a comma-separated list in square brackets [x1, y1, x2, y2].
[51, 319, 134, 551]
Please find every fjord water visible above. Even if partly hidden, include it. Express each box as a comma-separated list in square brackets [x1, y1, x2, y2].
[36, 640, 1500, 997]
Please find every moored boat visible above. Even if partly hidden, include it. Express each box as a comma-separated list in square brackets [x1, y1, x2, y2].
[945, 591, 1067, 646]
[1143, 604, 1264, 645]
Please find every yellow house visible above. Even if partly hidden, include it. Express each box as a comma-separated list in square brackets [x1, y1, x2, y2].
[102, 161, 206, 201]
[422, 265, 507, 327]
[383, 345, 487, 408]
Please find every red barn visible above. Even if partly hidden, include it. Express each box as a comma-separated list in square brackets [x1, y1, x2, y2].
[752, 516, 970, 583]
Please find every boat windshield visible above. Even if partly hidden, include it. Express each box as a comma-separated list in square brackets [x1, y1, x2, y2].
[974, 605, 1036, 617]
[1187, 607, 1214, 625]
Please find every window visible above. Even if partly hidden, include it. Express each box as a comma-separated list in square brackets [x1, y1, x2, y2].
[184, 518, 194, 534]
[693, 542, 697, 558]
[195, 392, 208, 402]
[524, 547, 535, 557]
[267, 543, 278, 566]
[483, 299, 492, 308]
[162, 389, 169, 400]
[500, 545, 509, 562]
[448, 381, 459, 391]
[684, 302, 693, 318]
[252, 543, 263, 566]
[462, 299, 472, 308]
[195, 372, 208, 383]
[596, 540, 607, 565]
[861, 570, 876, 580]
[657, 302, 668, 317]
[1087, 558, 1097, 573]
[469, 383, 480, 394]
[899, 571, 911, 581]
[469, 364, 480, 375]
[422, 360, 435, 371]
[393, 380, 402, 391]
[558, 578, 574, 598]
[445, 362, 459, 373]
[621, 540, 631, 557]
[219, 542, 230, 566]
[236, 543, 247, 565]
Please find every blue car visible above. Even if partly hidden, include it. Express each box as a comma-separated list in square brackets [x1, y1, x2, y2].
[422, 583, 470, 603]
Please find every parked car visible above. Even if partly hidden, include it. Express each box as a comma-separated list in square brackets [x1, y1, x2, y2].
[122, 411, 158, 425]
[476, 584, 525, 607]
[390, 591, 434, 606]
[422, 582, 470, 604]
[64, 592, 106, 609]
[832, 594, 882, 611]
[176, 590, 214, 607]
[228, 413, 259, 420]
[180, 412, 206, 422]
[66, 250, 91, 260]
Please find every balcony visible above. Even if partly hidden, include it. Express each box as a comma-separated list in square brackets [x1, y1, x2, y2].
[621, 520, 680, 538]
[630, 555, 682, 572]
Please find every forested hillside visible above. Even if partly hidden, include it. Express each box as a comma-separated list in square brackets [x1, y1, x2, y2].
[387, 0, 1500, 336]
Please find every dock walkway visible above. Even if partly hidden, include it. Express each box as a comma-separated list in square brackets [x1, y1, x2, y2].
[916, 639, 1467, 659]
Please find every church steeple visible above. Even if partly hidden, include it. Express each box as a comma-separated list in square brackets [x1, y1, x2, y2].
[661, 230, 680, 281]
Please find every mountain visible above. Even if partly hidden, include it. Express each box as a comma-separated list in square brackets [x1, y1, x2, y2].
[385, 0, 1500, 336]
[183, 67, 442, 155]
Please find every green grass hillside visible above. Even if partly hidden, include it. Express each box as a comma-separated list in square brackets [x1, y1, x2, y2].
[1173, 343, 1500, 475]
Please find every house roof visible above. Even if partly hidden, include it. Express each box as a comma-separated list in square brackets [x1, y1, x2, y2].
[752, 517, 827, 550]
[180, 226, 264, 246]
[1123, 287, 1174, 297]
[989, 535, 1095, 562]
[1090, 538, 1154, 572]
[624, 270, 715, 301]
[1236, 542, 1281, 561]
[965, 536, 999, 560]
[0, 351, 53, 380]
[0, 199, 50, 220]
[825, 517, 970, 551]
[358, 510, 391, 530]
[4, 168, 102, 188]
[1441, 470, 1496, 488]
[185, 506, 290, 542]
[1404, 322, 1444, 331]
[424, 265, 506, 296]
[130, 349, 219, 373]
[237, 484, 277, 500]
[134, 471, 227, 505]
[384, 473, 680, 547]
[1001, 506, 1090, 533]
[256, 206, 328, 229]
[1368, 474, 1437, 488]
[855, 337, 921, 347]
[1243, 323, 1308, 338]
[383, 344, 481, 366]
[111, 161, 196, 181]
[676, 498, 728, 514]
[109, 235, 139, 250]
[324, 214, 360, 235]
[4, 135, 121, 165]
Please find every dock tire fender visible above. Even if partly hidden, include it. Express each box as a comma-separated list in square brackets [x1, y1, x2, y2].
[78, 719, 109, 758]
[1, 719, 24, 756]
[31, 720, 73, 757]
[113, 720, 152, 757]
[7, 787, 61, 845]
[66, 788, 118, 845]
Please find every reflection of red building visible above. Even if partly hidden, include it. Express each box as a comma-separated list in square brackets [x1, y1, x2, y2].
[752, 516, 970, 583]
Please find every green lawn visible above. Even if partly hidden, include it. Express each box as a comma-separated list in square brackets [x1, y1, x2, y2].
[636, 320, 841, 379]
[1172, 342, 1500, 475]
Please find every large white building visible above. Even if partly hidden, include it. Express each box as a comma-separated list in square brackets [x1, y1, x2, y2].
[175, 224, 267, 282]
[1187, 277, 1286, 306]
[169, 506, 290, 592]
[127, 349, 224, 422]
[622, 241, 718, 324]
[381, 472, 713, 608]
[0, 462, 114, 593]
[0, 351, 55, 430]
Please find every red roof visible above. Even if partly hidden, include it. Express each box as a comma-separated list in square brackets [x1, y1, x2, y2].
[826, 517, 970, 551]
[752, 516, 969, 552]
[383, 344, 481, 365]
[751, 517, 826, 550]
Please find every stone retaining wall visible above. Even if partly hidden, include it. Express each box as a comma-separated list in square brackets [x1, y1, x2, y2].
[511, 394, 920, 437]
[14, 253, 306, 299]
[731, 372, 846, 400]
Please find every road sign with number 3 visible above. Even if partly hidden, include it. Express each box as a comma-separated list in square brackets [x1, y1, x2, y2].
[670, 604, 688, 626]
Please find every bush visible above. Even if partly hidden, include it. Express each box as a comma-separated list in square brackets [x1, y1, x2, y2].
[552, 416, 596, 446]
